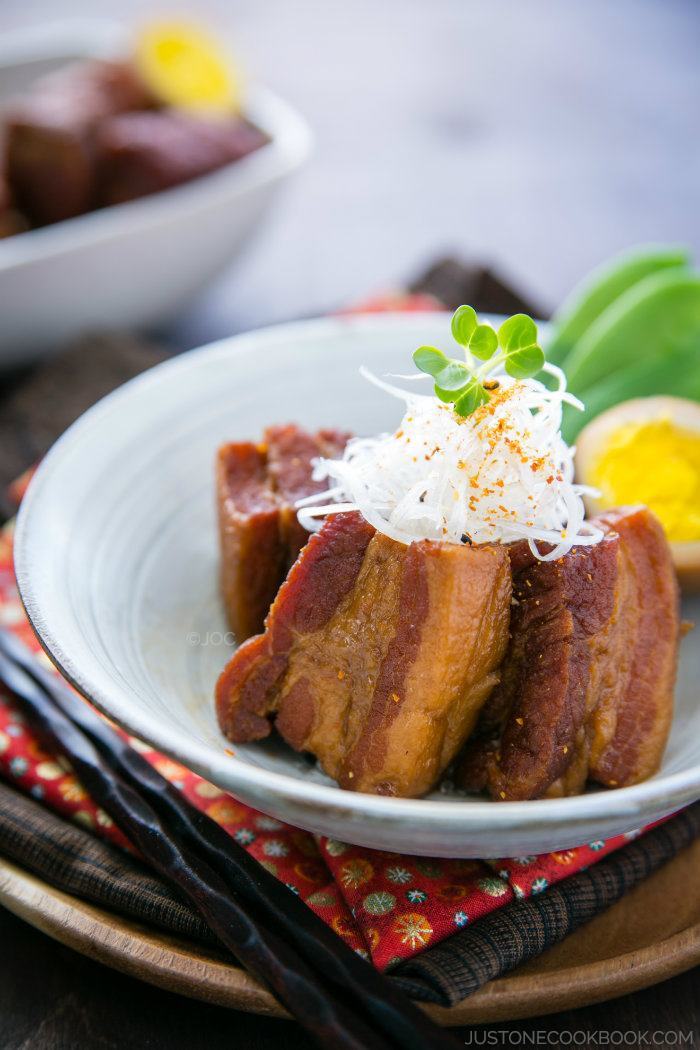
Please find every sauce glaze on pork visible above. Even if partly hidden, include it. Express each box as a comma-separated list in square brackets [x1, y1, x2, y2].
[217, 512, 512, 797]
[459, 506, 680, 800]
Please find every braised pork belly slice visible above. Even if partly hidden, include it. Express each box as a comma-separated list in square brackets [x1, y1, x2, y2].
[216, 512, 512, 797]
[458, 507, 680, 801]
[216, 443, 283, 646]
[588, 507, 680, 788]
[216, 425, 349, 642]
[264, 424, 350, 561]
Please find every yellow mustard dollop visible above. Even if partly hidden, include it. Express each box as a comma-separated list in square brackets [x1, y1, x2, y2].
[134, 22, 242, 114]
[591, 418, 700, 541]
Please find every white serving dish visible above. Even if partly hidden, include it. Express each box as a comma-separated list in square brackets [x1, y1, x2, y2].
[13, 313, 700, 857]
[0, 21, 312, 366]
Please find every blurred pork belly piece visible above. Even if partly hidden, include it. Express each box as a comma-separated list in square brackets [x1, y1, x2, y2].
[459, 506, 680, 800]
[216, 512, 512, 798]
[216, 425, 349, 642]
[96, 111, 268, 205]
[0, 171, 28, 238]
[5, 60, 153, 226]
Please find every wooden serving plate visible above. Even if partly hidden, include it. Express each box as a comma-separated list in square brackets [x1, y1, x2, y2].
[1, 842, 699, 1025]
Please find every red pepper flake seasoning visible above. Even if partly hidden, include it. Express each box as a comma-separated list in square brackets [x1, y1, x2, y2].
[297, 357, 601, 559]
[337, 670, 345, 680]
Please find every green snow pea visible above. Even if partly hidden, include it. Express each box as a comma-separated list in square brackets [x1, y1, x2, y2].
[546, 246, 690, 366]
[564, 269, 700, 395]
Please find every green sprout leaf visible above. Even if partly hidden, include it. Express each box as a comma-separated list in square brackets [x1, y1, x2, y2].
[413, 306, 546, 419]
[497, 314, 544, 379]
[413, 345, 449, 377]
[454, 380, 490, 417]
[469, 324, 498, 360]
[505, 343, 545, 380]
[451, 305, 478, 347]
[452, 304, 498, 360]
[434, 360, 471, 391]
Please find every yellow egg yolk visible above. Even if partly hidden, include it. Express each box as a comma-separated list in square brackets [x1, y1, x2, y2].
[134, 23, 241, 114]
[591, 418, 700, 542]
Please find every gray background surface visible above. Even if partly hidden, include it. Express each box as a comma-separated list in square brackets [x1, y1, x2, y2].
[2, 0, 698, 345]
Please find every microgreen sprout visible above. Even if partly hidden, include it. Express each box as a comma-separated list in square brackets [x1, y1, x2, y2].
[413, 306, 545, 417]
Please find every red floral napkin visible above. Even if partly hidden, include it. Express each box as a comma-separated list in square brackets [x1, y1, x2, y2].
[0, 297, 655, 972]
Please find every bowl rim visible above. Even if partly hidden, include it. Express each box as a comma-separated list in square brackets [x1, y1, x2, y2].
[13, 312, 700, 833]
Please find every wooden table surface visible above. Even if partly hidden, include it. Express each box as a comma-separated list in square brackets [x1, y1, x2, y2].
[0, 906, 697, 1048]
[1, 0, 699, 1045]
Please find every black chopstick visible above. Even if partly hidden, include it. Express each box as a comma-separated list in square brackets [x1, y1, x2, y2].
[0, 631, 460, 1050]
[0, 632, 450, 1050]
[0, 649, 393, 1050]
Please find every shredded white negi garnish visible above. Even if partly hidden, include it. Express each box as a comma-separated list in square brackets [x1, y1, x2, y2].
[296, 362, 602, 560]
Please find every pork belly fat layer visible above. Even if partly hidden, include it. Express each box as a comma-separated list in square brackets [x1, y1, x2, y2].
[216, 426, 350, 642]
[458, 506, 680, 800]
[216, 512, 512, 798]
